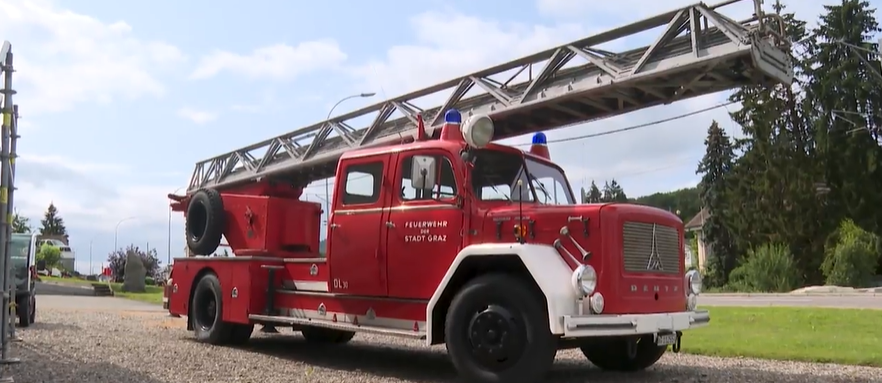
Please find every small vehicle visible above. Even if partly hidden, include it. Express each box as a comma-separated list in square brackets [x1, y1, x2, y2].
[10, 233, 38, 327]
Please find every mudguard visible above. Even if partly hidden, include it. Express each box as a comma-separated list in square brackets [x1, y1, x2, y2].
[425, 243, 578, 345]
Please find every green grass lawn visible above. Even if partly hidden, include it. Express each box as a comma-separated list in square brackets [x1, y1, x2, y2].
[40, 276, 164, 305]
[686, 306, 882, 367]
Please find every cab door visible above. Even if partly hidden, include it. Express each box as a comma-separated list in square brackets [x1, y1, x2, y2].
[385, 151, 464, 300]
[327, 155, 391, 297]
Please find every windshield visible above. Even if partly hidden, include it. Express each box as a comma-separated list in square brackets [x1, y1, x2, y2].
[525, 158, 576, 205]
[471, 149, 575, 204]
[10, 235, 31, 283]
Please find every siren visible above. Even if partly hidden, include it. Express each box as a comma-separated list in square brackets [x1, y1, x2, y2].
[440, 109, 463, 142]
[529, 132, 550, 160]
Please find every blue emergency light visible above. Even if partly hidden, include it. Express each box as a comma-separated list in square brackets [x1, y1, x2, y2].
[532, 132, 547, 145]
[445, 109, 462, 124]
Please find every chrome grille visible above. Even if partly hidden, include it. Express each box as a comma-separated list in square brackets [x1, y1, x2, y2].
[622, 222, 680, 274]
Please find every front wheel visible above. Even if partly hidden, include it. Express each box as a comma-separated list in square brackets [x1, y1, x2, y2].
[580, 335, 667, 372]
[445, 273, 556, 383]
[17, 296, 32, 327]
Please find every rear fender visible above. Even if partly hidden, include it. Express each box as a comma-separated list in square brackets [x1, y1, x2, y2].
[425, 243, 579, 345]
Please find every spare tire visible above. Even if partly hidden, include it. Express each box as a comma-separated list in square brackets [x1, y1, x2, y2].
[186, 189, 225, 255]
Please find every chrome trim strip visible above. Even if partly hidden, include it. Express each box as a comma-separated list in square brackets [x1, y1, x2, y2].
[336, 204, 459, 215]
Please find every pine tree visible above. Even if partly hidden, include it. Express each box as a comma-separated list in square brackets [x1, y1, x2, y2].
[39, 203, 67, 236]
[584, 181, 602, 203]
[696, 121, 738, 287]
[607, 179, 628, 202]
[12, 210, 31, 234]
[807, 0, 882, 237]
[600, 181, 613, 202]
[720, 2, 836, 284]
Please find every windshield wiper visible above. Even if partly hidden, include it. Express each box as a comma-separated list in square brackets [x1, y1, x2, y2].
[528, 173, 552, 204]
[489, 184, 512, 202]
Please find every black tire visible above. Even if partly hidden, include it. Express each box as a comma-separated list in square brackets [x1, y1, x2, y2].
[186, 189, 225, 255]
[580, 335, 667, 372]
[301, 327, 356, 344]
[191, 274, 233, 344]
[228, 324, 255, 345]
[444, 273, 556, 383]
[17, 296, 31, 328]
[28, 295, 35, 324]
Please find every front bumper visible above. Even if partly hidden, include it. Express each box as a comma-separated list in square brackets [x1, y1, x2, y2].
[562, 310, 710, 338]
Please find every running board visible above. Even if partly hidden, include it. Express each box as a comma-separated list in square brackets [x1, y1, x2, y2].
[248, 314, 427, 340]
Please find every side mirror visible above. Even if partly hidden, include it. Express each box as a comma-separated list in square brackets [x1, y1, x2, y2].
[411, 155, 437, 190]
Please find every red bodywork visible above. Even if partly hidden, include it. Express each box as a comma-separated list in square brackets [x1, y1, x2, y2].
[167, 132, 685, 329]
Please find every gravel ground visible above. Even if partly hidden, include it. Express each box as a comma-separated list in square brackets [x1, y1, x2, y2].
[1, 296, 881, 383]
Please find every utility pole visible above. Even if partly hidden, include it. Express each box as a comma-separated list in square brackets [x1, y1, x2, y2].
[0, 40, 20, 382]
[4, 105, 17, 344]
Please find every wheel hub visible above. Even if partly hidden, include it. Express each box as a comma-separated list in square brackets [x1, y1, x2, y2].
[467, 304, 525, 369]
[195, 292, 217, 330]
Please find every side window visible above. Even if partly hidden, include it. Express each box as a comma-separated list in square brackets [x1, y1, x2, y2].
[342, 161, 384, 205]
[400, 155, 457, 201]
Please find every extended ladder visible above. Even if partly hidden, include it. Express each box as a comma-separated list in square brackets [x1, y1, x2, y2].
[187, 0, 793, 194]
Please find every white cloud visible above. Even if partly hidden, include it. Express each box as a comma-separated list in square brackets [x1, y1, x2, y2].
[177, 107, 218, 124]
[350, 12, 588, 100]
[0, 0, 186, 115]
[189, 40, 347, 80]
[13, 153, 184, 269]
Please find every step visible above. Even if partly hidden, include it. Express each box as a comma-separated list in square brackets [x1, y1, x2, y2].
[249, 314, 426, 340]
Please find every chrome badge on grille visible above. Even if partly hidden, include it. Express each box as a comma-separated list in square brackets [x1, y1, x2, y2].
[646, 224, 664, 271]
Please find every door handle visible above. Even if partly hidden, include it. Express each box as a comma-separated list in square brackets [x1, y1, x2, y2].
[386, 221, 395, 228]
[330, 223, 341, 229]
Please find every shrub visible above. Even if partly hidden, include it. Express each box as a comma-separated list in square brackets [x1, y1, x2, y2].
[145, 277, 155, 286]
[726, 243, 802, 293]
[821, 219, 880, 288]
[36, 244, 61, 269]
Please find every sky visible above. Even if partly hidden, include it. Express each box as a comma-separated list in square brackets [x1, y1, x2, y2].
[0, 0, 864, 274]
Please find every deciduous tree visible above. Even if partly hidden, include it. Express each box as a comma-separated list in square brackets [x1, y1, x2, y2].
[107, 245, 161, 281]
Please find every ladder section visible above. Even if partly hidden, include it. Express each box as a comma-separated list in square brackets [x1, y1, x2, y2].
[188, 0, 793, 194]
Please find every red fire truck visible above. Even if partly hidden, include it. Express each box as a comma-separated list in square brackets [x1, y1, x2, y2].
[166, 1, 791, 381]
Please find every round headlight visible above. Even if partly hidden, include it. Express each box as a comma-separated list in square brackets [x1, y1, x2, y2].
[589, 292, 604, 314]
[686, 269, 702, 295]
[462, 115, 494, 148]
[571, 264, 597, 296]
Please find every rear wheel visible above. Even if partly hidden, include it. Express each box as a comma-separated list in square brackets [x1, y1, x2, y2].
[444, 273, 556, 383]
[300, 327, 355, 344]
[191, 273, 233, 345]
[17, 296, 32, 328]
[580, 335, 667, 372]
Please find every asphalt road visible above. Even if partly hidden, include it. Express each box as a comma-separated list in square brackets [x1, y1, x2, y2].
[700, 293, 882, 309]
[32, 279, 881, 310]
[36, 294, 163, 312]
[34, 281, 94, 297]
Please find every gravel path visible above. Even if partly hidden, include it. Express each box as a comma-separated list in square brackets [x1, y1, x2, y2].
[2, 296, 881, 383]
